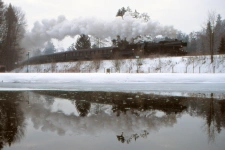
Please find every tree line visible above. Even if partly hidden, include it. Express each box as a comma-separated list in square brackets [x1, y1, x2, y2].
[0, 0, 26, 70]
[1, 3, 225, 70]
[182, 11, 225, 63]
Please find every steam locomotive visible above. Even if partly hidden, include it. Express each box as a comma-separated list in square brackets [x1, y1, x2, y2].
[22, 40, 187, 65]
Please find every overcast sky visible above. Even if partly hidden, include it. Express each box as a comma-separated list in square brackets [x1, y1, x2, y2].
[3, 0, 225, 50]
[5, 0, 225, 34]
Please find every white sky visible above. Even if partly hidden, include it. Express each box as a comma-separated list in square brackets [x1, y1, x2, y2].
[3, 0, 225, 50]
[5, 0, 225, 34]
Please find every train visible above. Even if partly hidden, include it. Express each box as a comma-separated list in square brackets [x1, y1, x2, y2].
[0, 65, 6, 72]
[21, 40, 187, 65]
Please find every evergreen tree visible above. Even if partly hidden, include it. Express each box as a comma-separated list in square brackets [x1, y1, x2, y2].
[2, 4, 18, 70]
[187, 32, 197, 54]
[0, 0, 4, 29]
[140, 13, 150, 22]
[126, 6, 132, 13]
[0, 0, 5, 63]
[67, 43, 75, 51]
[176, 31, 189, 43]
[116, 7, 126, 18]
[132, 10, 140, 18]
[0, 3, 26, 70]
[214, 14, 224, 54]
[75, 34, 91, 50]
[43, 41, 56, 55]
[112, 39, 117, 47]
[117, 38, 129, 49]
[116, 9, 122, 17]
[218, 37, 225, 54]
[215, 14, 222, 33]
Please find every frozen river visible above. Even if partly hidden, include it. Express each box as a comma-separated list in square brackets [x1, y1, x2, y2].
[1, 73, 225, 93]
[0, 82, 225, 94]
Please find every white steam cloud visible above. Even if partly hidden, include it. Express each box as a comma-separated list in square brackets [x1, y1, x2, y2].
[21, 14, 178, 50]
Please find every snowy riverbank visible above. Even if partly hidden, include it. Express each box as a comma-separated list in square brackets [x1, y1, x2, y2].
[1, 73, 225, 94]
[1, 73, 225, 83]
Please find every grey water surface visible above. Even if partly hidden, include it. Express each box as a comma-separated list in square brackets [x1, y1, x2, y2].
[0, 90, 225, 150]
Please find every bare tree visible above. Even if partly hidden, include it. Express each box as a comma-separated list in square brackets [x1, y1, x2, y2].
[111, 53, 124, 73]
[91, 36, 109, 48]
[205, 11, 217, 63]
[111, 59, 123, 73]
[127, 59, 133, 73]
[91, 59, 101, 72]
[51, 62, 57, 72]
[73, 61, 82, 72]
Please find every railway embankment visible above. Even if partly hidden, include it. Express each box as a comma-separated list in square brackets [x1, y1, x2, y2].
[13, 55, 225, 73]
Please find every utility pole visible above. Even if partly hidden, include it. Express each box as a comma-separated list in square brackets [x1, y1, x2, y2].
[26, 51, 30, 73]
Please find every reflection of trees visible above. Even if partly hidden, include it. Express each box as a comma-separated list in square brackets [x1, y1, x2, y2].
[23, 92, 180, 139]
[38, 90, 187, 117]
[184, 94, 225, 143]
[33, 91, 225, 144]
[1, 90, 225, 148]
[204, 94, 224, 143]
[117, 130, 149, 144]
[111, 94, 187, 117]
[75, 100, 91, 117]
[0, 92, 26, 149]
[44, 95, 55, 106]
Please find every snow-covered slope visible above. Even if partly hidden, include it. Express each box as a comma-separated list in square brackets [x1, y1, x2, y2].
[14, 55, 225, 73]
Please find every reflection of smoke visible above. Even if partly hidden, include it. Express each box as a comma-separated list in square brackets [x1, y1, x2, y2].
[21, 15, 177, 49]
[21, 96, 177, 136]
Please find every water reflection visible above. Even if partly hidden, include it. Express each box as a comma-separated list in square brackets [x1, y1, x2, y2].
[0, 92, 26, 149]
[31, 91, 225, 143]
[75, 100, 91, 117]
[117, 130, 149, 144]
[0, 91, 225, 149]
[184, 93, 225, 143]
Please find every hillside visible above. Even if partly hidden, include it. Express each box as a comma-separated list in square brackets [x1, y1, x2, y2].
[13, 55, 225, 73]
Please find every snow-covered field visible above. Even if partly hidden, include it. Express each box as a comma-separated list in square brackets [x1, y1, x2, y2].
[0, 73, 225, 94]
[1, 73, 225, 83]
[1, 54, 224, 93]
[13, 55, 225, 73]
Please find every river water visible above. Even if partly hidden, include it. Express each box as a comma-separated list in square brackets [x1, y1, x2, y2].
[0, 90, 225, 150]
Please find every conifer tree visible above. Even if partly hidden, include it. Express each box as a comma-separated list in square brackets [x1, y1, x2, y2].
[75, 34, 91, 50]
[0, 0, 4, 27]
[116, 7, 126, 18]
[218, 37, 225, 54]
[0, 2, 26, 70]
[43, 41, 56, 55]
[0, 0, 5, 63]
[3, 4, 18, 70]
[67, 43, 75, 51]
